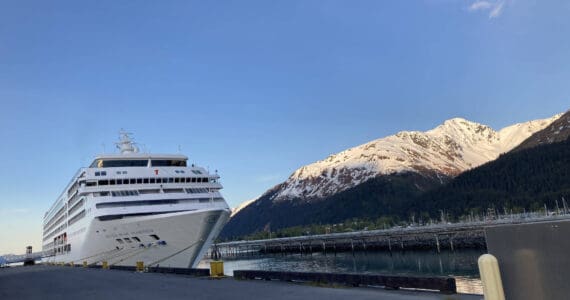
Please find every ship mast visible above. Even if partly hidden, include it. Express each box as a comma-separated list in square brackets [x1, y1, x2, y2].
[116, 130, 139, 154]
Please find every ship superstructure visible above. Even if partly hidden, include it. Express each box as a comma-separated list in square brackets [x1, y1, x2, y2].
[42, 132, 230, 268]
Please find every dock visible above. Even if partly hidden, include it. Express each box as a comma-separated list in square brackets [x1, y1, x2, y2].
[212, 215, 570, 257]
[0, 265, 481, 300]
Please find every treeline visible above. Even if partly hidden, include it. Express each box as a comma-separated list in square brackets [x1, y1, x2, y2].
[220, 171, 447, 239]
[221, 217, 398, 242]
[409, 137, 570, 219]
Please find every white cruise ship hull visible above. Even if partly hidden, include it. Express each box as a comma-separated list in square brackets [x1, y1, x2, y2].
[44, 208, 229, 268]
[42, 134, 231, 268]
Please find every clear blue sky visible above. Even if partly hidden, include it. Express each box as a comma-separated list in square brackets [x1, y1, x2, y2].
[1, 0, 568, 254]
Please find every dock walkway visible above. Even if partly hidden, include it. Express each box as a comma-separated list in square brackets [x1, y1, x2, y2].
[0, 265, 481, 300]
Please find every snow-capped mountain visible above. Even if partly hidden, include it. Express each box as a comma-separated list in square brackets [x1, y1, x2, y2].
[514, 110, 570, 151]
[272, 114, 561, 201]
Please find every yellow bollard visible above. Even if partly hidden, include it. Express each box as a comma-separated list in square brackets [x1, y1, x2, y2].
[102, 261, 109, 269]
[210, 261, 224, 277]
[478, 254, 505, 300]
[136, 261, 144, 272]
[83, 261, 88, 268]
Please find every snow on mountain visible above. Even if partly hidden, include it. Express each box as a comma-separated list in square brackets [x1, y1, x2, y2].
[231, 197, 257, 217]
[272, 114, 561, 201]
[514, 110, 570, 151]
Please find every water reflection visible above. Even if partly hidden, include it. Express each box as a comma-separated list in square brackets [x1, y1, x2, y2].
[199, 249, 484, 294]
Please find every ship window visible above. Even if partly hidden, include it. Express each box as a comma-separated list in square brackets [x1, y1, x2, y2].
[150, 178, 156, 184]
[137, 178, 142, 184]
[124, 238, 132, 243]
[197, 178, 202, 183]
[191, 170, 202, 175]
[91, 160, 148, 168]
[130, 179, 135, 184]
[95, 171, 101, 176]
[117, 179, 123, 185]
[174, 178, 180, 183]
[186, 188, 209, 194]
[101, 171, 107, 176]
[143, 178, 149, 184]
[191, 178, 196, 183]
[116, 239, 124, 244]
[138, 189, 160, 194]
[203, 178, 209, 183]
[99, 180, 109, 186]
[150, 234, 160, 240]
[151, 160, 187, 167]
[86, 181, 96, 187]
[156, 178, 162, 184]
[132, 237, 141, 242]
[110, 180, 116, 185]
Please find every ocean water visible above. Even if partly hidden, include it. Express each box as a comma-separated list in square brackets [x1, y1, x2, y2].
[198, 249, 484, 294]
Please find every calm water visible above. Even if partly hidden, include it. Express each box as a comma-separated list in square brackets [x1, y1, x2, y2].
[198, 249, 484, 294]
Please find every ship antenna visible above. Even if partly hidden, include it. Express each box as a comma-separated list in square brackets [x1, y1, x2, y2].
[115, 129, 140, 154]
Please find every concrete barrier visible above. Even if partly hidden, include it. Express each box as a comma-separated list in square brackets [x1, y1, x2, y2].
[233, 270, 457, 294]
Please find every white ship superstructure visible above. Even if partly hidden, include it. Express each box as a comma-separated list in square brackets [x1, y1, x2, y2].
[42, 132, 230, 268]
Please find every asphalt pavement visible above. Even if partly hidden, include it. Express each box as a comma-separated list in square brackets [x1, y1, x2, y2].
[0, 265, 483, 300]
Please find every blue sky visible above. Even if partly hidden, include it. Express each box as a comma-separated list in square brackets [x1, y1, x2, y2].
[1, 0, 568, 254]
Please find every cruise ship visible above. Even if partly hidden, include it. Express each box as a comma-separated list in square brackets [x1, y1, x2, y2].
[42, 132, 230, 268]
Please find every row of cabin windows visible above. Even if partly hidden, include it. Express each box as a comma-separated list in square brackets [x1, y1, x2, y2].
[187, 188, 210, 194]
[90, 159, 187, 168]
[111, 190, 139, 197]
[87, 177, 211, 187]
[68, 210, 86, 226]
[95, 197, 224, 209]
[116, 235, 159, 244]
[54, 244, 71, 254]
[93, 188, 217, 198]
[43, 223, 67, 242]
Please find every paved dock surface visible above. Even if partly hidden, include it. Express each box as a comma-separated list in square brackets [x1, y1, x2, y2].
[0, 265, 482, 300]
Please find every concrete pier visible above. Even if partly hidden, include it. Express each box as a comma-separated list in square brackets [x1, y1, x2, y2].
[0, 265, 481, 300]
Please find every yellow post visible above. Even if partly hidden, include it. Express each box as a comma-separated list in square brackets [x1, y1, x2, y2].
[102, 261, 109, 269]
[69, 262, 74, 267]
[478, 254, 505, 300]
[136, 261, 144, 272]
[83, 261, 88, 268]
[210, 261, 224, 277]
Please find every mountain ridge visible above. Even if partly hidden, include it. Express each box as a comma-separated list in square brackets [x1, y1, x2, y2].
[264, 113, 560, 202]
